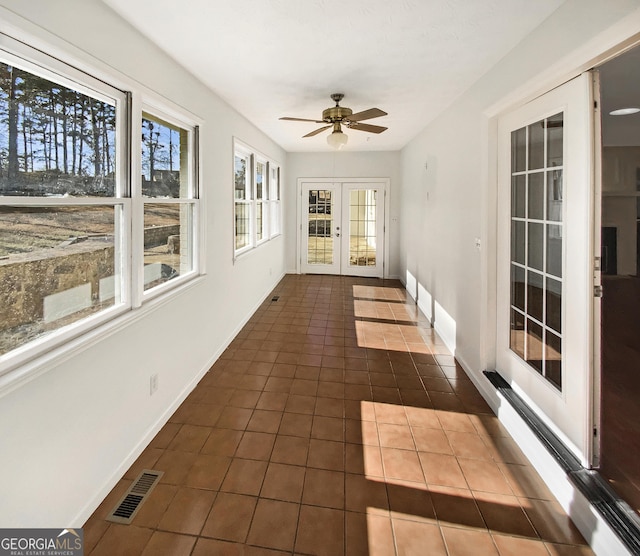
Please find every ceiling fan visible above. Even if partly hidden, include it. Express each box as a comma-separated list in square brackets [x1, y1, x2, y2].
[279, 93, 387, 149]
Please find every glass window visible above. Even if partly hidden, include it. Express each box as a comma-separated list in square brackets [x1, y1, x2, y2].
[0, 40, 203, 374]
[234, 149, 251, 252]
[233, 140, 281, 255]
[141, 112, 198, 292]
[0, 57, 126, 361]
[255, 158, 267, 242]
[509, 113, 564, 390]
[269, 163, 281, 238]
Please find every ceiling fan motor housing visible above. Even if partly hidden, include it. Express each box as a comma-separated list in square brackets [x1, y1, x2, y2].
[322, 105, 353, 123]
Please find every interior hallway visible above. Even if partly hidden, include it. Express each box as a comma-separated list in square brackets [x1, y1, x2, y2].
[83, 274, 593, 555]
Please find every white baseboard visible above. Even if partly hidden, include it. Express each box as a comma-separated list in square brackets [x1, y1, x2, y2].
[73, 271, 287, 527]
[455, 358, 631, 556]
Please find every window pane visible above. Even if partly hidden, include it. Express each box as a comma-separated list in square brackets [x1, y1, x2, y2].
[525, 318, 543, 374]
[546, 277, 562, 333]
[547, 170, 563, 222]
[511, 175, 525, 218]
[234, 154, 248, 201]
[256, 160, 265, 200]
[511, 127, 526, 172]
[546, 113, 563, 167]
[511, 220, 525, 265]
[528, 119, 544, 170]
[256, 201, 263, 241]
[527, 222, 543, 271]
[546, 224, 562, 277]
[143, 203, 192, 290]
[349, 189, 377, 267]
[142, 113, 189, 198]
[270, 165, 280, 200]
[0, 205, 120, 355]
[0, 63, 116, 197]
[510, 309, 525, 359]
[511, 264, 525, 311]
[527, 270, 543, 323]
[307, 189, 333, 265]
[545, 331, 562, 390]
[235, 202, 250, 250]
[528, 172, 544, 220]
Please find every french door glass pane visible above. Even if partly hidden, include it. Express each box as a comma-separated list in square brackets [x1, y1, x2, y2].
[512, 175, 526, 218]
[528, 173, 544, 220]
[307, 190, 333, 264]
[509, 113, 564, 390]
[349, 189, 377, 267]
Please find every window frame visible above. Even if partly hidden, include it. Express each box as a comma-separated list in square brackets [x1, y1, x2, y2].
[137, 104, 202, 305]
[233, 138, 281, 259]
[0, 34, 204, 381]
[233, 143, 253, 257]
[268, 162, 281, 239]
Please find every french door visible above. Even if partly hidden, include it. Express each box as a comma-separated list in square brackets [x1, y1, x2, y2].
[496, 73, 596, 466]
[299, 180, 386, 278]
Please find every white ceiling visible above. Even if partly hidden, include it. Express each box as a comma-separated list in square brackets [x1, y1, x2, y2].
[102, 0, 565, 152]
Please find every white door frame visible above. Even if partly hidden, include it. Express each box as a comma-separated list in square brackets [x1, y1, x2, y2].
[296, 177, 390, 278]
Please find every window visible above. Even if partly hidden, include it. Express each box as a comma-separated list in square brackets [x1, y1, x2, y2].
[509, 113, 563, 390]
[0, 52, 128, 363]
[141, 111, 199, 294]
[0, 38, 201, 373]
[268, 163, 281, 238]
[255, 157, 267, 243]
[234, 147, 251, 252]
[233, 139, 281, 256]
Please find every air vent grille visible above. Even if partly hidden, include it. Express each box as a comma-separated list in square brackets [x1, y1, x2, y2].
[106, 469, 163, 524]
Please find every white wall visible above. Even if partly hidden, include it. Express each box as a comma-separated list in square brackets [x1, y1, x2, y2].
[399, 0, 640, 376]
[0, 0, 286, 527]
[285, 151, 401, 277]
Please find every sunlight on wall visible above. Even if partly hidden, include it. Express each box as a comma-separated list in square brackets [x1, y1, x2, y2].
[434, 301, 456, 354]
[417, 282, 432, 322]
[405, 270, 417, 301]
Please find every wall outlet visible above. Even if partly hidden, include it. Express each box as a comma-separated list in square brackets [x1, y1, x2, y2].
[150, 373, 158, 395]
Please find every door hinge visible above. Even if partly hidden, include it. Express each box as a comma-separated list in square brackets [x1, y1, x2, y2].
[594, 285, 603, 298]
[593, 427, 598, 437]
[594, 256, 601, 271]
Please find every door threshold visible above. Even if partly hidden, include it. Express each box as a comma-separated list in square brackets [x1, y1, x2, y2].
[484, 370, 640, 555]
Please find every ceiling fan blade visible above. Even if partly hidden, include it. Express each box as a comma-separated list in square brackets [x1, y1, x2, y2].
[347, 122, 388, 134]
[347, 108, 387, 122]
[280, 117, 326, 123]
[303, 125, 332, 138]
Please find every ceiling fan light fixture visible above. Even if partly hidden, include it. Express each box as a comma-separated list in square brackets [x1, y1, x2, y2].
[327, 129, 348, 150]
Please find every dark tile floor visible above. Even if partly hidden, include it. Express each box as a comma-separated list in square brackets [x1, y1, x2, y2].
[84, 274, 593, 555]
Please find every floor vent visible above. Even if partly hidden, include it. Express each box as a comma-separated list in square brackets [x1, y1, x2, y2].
[271, 295, 280, 302]
[106, 469, 163, 525]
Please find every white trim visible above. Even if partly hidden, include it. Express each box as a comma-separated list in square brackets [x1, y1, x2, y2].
[469, 367, 633, 556]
